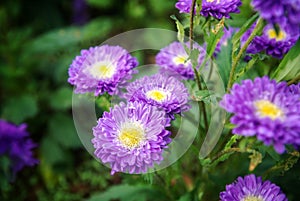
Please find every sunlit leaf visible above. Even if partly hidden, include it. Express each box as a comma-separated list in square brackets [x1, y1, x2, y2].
[271, 40, 300, 81]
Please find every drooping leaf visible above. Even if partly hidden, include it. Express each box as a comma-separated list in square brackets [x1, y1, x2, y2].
[271, 39, 300, 81]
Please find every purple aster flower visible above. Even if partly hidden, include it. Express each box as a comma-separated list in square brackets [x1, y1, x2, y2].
[220, 174, 288, 201]
[175, 0, 242, 19]
[68, 45, 138, 96]
[0, 119, 38, 180]
[123, 74, 190, 119]
[252, 0, 300, 32]
[92, 101, 171, 174]
[155, 41, 205, 80]
[242, 22, 299, 59]
[220, 76, 300, 153]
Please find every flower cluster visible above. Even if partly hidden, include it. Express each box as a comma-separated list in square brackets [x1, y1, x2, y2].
[220, 174, 288, 201]
[0, 119, 38, 179]
[176, 0, 242, 19]
[155, 41, 205, 80]
[68, 45, 138, 96]
[220, 76, 300, 153]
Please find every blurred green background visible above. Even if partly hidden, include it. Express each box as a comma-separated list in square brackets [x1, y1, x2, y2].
[1, 0, 300, 200]
[0, 0, 177, 200]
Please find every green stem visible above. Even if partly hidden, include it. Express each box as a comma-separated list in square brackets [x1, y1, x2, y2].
[226, 17, 264, 93]
[189, 0, 208, 133]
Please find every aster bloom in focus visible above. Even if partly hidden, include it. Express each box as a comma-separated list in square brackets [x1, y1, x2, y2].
[220, 174, 288, 201]
[220, 76, 300, 153]
[68, 45, 138, 96]
[0, 119, 38, 180]
[92, 101, 171, 174]
[124, 74, 190, 119]
[175, 0, 242, 19]
[252, 0, 300, 32]
[156, 41, 205, 80]
[243, 23, 299, 59]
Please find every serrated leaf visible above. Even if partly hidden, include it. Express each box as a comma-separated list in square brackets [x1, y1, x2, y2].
[87, 184, 168, 201]
[271, 39, 300, 81]
[2, 95, 38, 124]
[50, 87, 73, 110]
[48, 114, 82, 148]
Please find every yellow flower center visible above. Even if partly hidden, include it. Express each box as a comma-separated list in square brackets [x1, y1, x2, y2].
[118, 122, 145, 149]
[243, 195, 264, 201]
[173, 55, 188, 65]
[207, 0, 221, 3]
[89, 62, 115, 79]
[146, 89, 168, 102]
[254, 100, 283, 120]
[267, 29, 286, 41]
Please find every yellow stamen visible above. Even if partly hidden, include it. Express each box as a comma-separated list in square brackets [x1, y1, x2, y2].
[118, 122, 144, 149]
[207, 0, 221, 3]
[89, 62, 115, 79]
[146, 90, 167, 102]
[173, 55, 188, 65]
[254, 100, 283, 120]
[267, 29, 286, 41]
[243, 195, 263, 201]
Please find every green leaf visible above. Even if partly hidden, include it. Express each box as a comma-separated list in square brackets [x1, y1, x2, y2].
[215, 38, 232, 87]
[265, 147, 281, 162]
[87, 184, 168, 201]
[176, 20, 185, 43]
[192, 90, 220, 104]
[189, 48, 200, 68]
[178, 193, 192, 201]
[26, 17, 114, 54]
[48, 114, 82, 148]
[2, 95, 38, 124]
[40, 136, 67, 165]
[86, 0, 114, 8]
[231, 13, 259, 55]
[50, 87, 73, 110]
[205, 19, 225, 59]
[271, 39, 300, 81]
